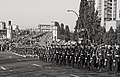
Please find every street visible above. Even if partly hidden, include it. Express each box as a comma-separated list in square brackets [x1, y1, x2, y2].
[0, 52, 120, 77]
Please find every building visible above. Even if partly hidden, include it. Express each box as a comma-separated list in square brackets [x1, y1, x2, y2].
[51, 25, 57, 41]
[0, 22, 6, 30]
[12, 24, 19, 31]
[38, 24, 57, 41]
[0, 21, 19, 39]
[38, 24, 51, 32]
[29, 28, 39, 32]
[97, 0, 120, 29]
[106, 20, 120, 31]
[7, 21, 12, 39]
[0, 21, 7, 39]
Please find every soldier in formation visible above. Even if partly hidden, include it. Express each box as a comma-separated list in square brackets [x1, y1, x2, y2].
[11, 43, 120, 74]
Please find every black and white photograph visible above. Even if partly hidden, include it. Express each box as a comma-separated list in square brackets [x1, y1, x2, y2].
[0, 0, 120, 77]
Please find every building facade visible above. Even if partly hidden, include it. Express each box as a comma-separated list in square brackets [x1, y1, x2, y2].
[106, 20, 120, 31]
[0, 21, 18, 39]
[38, 24, 51, 32]
[7, 21, 12, 39]
[51, 25, 57, 41]
[0, 21, 7, 39]
[38, 24, 57, 41]
[97, 0, 120, 28]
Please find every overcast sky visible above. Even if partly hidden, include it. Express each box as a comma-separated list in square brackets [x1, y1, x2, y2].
[0, 0, 81, 31]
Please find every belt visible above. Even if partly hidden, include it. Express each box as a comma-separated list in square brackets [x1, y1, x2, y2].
[81, 54, 83, 55]
[115, 55, 120, 57]
[87, 54, 90, 55]
[113, 60, 116, 62]
[105, 59, 107, 61]
[107, 54, 112, 56]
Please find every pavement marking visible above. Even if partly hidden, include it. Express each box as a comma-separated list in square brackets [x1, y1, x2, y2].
[12, 53, 26, 58]
[9, 56, 12, 58]
[10, 70, 13, 72]
[32, 64, 42, 67]
[48, 67, 51, 69]
[1, 66, 6, 70]
[17, 59, 22, 61]
[70, 74, 79, 77]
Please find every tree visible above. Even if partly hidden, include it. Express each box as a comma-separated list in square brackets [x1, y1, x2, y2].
[74, 0, 89, 41]
[116, 24, 120, 44]
[104, 27, 117, 45]
[60, 23, 65, 35]
[75, 0, 102, 43]
[65, 25, 70, 41]
[78, 0, 89, 29]
[116, 24, 120, 33]
[93, 26, 105, 44]
[65, 25, 70, 35]
[70, 32, 74, 40]
[54, 22, 61, 39]
[74, 21, 79, 41]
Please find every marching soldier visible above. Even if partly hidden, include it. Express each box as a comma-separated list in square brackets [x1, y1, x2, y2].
[91, 45, 97, 69]
[114, 45, 120, 73]
[66, 45, 71, 66]
[86, 45, 91, 70]
[98, 46, 105, 72]
[106, 45, 113, 73]
[80, 45, 86, 68]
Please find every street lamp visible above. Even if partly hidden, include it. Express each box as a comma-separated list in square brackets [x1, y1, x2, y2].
[67, 10, 79, 18]
[67, 9, 79, 41]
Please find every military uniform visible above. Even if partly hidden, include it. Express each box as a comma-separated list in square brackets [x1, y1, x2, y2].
[114, 46, 120, 73]
[106, 46, 113, 73]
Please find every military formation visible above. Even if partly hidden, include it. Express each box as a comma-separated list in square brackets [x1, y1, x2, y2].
[11, 43, 120, 74]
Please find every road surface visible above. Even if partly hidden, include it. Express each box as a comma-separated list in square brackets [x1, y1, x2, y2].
[0, 51, 120, 77]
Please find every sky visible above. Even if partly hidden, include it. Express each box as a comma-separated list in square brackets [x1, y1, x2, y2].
[0, 0, 81, 31]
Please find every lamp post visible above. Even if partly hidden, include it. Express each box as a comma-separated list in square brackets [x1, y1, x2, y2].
[67, 10, 79, 41]
[67, 10, 79, 18]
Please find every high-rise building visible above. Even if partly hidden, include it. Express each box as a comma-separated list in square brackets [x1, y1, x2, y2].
[97, 0, 120, 28]
[0, 21, 18, 39]
[7, 21, 12, 39]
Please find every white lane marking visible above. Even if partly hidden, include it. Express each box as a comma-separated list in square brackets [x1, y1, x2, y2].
[17, 59, 22, 61]
[10, 70, 13, 72]
[70, 74, 79, 77]
[9, 56, 12, 58]
[48, 67, 51, 69]
[32, 64, 42, 67]
[12, 53, 26, 58]
[1, 66, 6, 70]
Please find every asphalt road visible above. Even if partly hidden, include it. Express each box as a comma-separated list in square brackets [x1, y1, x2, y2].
[0, 52, 120, 77]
